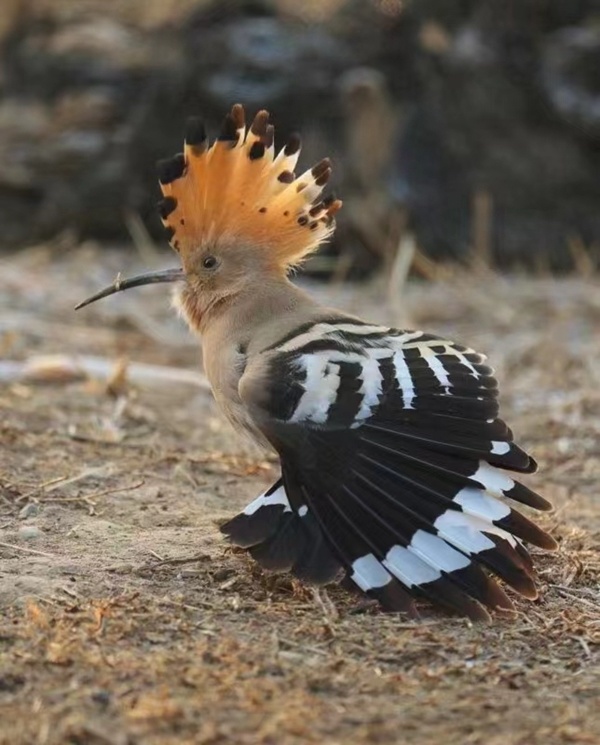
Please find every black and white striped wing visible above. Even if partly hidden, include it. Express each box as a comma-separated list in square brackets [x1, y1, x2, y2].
[234, 320, 556, 620]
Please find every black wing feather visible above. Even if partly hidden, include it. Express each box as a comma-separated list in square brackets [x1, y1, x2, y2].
[234, 322, 555, 619]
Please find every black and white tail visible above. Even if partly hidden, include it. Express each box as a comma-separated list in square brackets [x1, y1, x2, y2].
[224, 319, 556, 620]
[221, 479, 341, 586]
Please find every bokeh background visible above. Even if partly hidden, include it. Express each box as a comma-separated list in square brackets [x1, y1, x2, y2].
[2, 0, 600, 274]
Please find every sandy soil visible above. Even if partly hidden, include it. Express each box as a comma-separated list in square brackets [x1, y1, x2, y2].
[1, 246, 599, 744]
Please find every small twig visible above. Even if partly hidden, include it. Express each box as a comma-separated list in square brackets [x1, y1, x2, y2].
[14, 475, 69, 502]
[574, 636, 592, 658]
[567, 234, 596, 276]
[471, 187, 493, 269]
[278, 638, 329, 656]
[39, 468, 109, 494]
[124, 209, 161, 264]
[331, 252, 355, 285]
[387, 232, 416, 324]
[311, 587, 339, 623]
[0, 541, 56, 558]
[159, 597, 217, 612]
[150, 552, 210, 568]
[40, 496, 96, 505]
[84, 480, 146, 501]
[550, 585, 600, 599]
[552, 586, 600, 610]
[66, 431, 127, 446]
[61, 586, 79, 599]
[34, 479, 143, 506]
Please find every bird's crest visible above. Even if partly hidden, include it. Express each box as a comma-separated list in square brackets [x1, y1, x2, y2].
[156, 104, 342, 269]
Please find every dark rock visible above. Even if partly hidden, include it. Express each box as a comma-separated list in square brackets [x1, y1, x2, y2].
[91, 689, 111, 707]
[541, 26, 600, 138]
[0, 673, 25, 692]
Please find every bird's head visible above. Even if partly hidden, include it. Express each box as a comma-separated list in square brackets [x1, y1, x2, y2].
[75, 104, 342, 331]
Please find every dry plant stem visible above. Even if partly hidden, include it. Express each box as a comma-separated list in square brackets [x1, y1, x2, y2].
[471, 188, 493, 267]
[149, 553, 210, 568]
[0, 355, 210, 389]
[387, 232, 416, 324]
[124, 209, 162, 264]
[0, 542, 57, 558]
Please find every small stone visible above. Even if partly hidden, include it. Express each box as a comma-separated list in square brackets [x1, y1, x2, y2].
[18, 503, 39, 519]
[18, 525, 42, 541]
[91, 690, 111, 707]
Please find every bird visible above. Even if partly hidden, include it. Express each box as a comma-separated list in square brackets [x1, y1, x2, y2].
[75, 103, 557, 621]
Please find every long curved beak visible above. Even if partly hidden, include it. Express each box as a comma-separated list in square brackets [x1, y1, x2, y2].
[75, 267, 184, 310]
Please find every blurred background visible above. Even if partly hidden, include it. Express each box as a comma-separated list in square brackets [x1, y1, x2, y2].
[1, 0, 600, 275]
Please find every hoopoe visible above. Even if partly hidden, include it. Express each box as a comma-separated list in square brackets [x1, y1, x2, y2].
[76, 104, 557, 621]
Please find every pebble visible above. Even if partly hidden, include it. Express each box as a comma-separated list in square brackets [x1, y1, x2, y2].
[18, 503, 40, 519]
[91, 690, 111, 707]
[18, 525, 42, 541]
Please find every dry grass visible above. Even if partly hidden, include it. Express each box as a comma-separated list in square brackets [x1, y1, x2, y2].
[1, 245, 599, 744]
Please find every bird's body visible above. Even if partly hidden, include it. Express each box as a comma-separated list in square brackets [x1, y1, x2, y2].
[77, 104, 556, 621]
[215, 304, 555, 621]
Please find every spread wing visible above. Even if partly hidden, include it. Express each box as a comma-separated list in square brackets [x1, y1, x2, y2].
[229, 319, 555, 620]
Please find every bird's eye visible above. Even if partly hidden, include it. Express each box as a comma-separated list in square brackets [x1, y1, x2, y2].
[202, 255, 218, 270]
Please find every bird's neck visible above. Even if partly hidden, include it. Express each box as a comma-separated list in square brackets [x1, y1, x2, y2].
[196, 278, 319, 438]
[196, 277, 318, 350]
[189, 276, 350, 444]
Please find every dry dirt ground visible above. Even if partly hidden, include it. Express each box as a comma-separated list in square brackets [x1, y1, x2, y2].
[1, 245, 599, 745]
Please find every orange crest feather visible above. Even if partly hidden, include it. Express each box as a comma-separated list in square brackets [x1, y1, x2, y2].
[157, 104, 342, 268]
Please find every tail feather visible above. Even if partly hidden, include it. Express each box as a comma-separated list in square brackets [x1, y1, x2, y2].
[341, 466, 515, 615]
[248, 512, 305, 572]
[477, 536, 538, 598]
[472, 462, 552, 511]
[332, 480, 494, 620]
[279, 469, 341, 585]
[302, 466, 496, 619]
[513, 538, 535, 573]
[222, 389, 553, 619]
[352, 450, 551, 602]
[221, 477, 340, 585]
[268, 415, 553, 618]
[496, 509, 558, 550]
[220, 479, 288, 548]
[432, 512, 537, 597]
[414, 578, 493, 621]
[361, 430, 549, 511]
[295, 479, 418, 615]
[287, 516, 341, 585]
[357, 445, 543, 559]
[365, 420, 533, 473]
